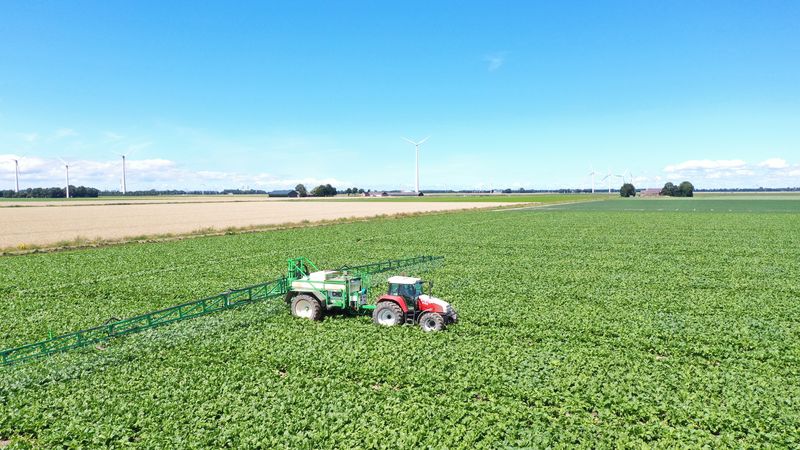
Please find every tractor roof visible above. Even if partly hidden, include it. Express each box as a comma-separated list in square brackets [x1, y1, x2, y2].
[387, 275, 421, 284]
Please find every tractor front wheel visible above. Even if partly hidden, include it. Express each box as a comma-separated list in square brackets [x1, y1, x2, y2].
[291, 294, 323, 321]
[419, 313, 446, 332]
[373, 302, 403, 327]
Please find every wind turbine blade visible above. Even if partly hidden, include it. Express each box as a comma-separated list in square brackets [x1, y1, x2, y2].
[417, 136, 430, 145]
[401, 137, 416, 145]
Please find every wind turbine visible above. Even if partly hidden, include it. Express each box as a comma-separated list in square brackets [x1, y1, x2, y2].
[601, 167, 613, 194]
[118, 153, 129, 194]
[1, 156, 21, 193]
[401, 136, 429, 193]
[588, 166, 597, 194]
[113, 149, 138, 195]
[13, 158, 19, 193]
[58, 157, 71, 199]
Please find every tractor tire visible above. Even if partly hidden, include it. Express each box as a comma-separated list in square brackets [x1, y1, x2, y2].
[419, 312, 446, 332]
[291, 294, 323, 321]
[373, 302, 404, 327]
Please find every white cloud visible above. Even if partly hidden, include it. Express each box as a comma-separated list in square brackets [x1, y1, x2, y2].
[19, 133, 38, 142]
[660, 158, 799, 188]
[758, 158, 788, 169]
[485, 52, 508, 72]
[54, 128, 78, 139]
[664, 159, 746, 172]
[0, 153, 352, 191]
[104, 132, 124, 142]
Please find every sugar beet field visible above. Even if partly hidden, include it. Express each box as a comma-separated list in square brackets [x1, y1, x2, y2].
[2, 198, 800, 447]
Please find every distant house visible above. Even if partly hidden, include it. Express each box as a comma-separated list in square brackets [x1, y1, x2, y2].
[363, 191, 389, 197]
[268, 189, 298, 198]
[640, 188, 661, 197]
[388, 191, 424, 197]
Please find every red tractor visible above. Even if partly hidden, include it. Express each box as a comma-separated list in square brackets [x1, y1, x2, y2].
[372, 276, 458, 332]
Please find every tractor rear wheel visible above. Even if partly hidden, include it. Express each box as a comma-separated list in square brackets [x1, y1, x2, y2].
[373, 302, 403, 327]
[291, 294, 323, 321]
[419, 313, 446, 332]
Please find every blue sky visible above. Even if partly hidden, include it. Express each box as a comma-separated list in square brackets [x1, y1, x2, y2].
[1, 1, 799, 191]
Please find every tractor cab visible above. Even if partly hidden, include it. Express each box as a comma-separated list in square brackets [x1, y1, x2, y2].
[387, 276, 425, 304]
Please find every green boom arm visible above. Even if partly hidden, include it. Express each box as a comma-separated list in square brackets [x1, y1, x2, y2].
[1, 255, 443, 367]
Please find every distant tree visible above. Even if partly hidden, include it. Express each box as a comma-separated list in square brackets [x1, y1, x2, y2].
[294, 184, 308, 197]
[358, 188, 365, 194]
[311, 184, 337, 197]
[660, 181, 694, 197]
[344, 188, 353, 195]
[48, 187, 65, 198]
[502, 188, 512, 194]
[660, 182, 678, 197]
[620, 183, 636, 197]
[679, 181, 694, 197]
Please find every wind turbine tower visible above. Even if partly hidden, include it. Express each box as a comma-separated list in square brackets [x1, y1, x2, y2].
[13, 158, 19, 193]
[588, 166, 597, 194]
[59, 158, 71, 199]
[120, 154, 128, 195]
[401, 136, 429, 193]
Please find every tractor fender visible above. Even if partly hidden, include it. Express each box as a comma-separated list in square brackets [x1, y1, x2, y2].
[376, 295, 409, 313]
[285, 290, 324, 304]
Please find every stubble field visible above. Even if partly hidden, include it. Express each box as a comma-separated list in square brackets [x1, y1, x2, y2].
[0, 199, 519, 249]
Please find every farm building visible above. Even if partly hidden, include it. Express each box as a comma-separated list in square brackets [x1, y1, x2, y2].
[640, 188, 661, 197]
[268, 190, 299, 198]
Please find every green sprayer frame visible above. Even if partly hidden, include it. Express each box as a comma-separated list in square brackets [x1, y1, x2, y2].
[1, 255, 443, 367]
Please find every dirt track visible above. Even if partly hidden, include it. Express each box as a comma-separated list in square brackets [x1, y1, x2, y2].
[0, 201, 512, 248]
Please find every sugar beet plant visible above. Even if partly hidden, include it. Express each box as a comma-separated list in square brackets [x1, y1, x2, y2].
[1, 201, 800, 447]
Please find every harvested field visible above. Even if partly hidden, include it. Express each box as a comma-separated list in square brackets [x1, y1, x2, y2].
[0, 196, 283, 207]
[0, 201, 516, 248]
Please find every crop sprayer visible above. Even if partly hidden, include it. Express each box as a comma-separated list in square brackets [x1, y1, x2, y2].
[1, 255, 456, 367]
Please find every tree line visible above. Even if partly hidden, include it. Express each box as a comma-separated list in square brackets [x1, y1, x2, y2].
[2, 186, 100, 198]
[294, 184, 367, 197]
[98, 189, 268, 196]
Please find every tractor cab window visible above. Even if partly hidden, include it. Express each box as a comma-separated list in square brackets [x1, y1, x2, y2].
[389, 281, 422, 300]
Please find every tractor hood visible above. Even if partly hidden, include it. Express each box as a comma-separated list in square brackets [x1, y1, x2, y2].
[418, 294, 450, 310]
